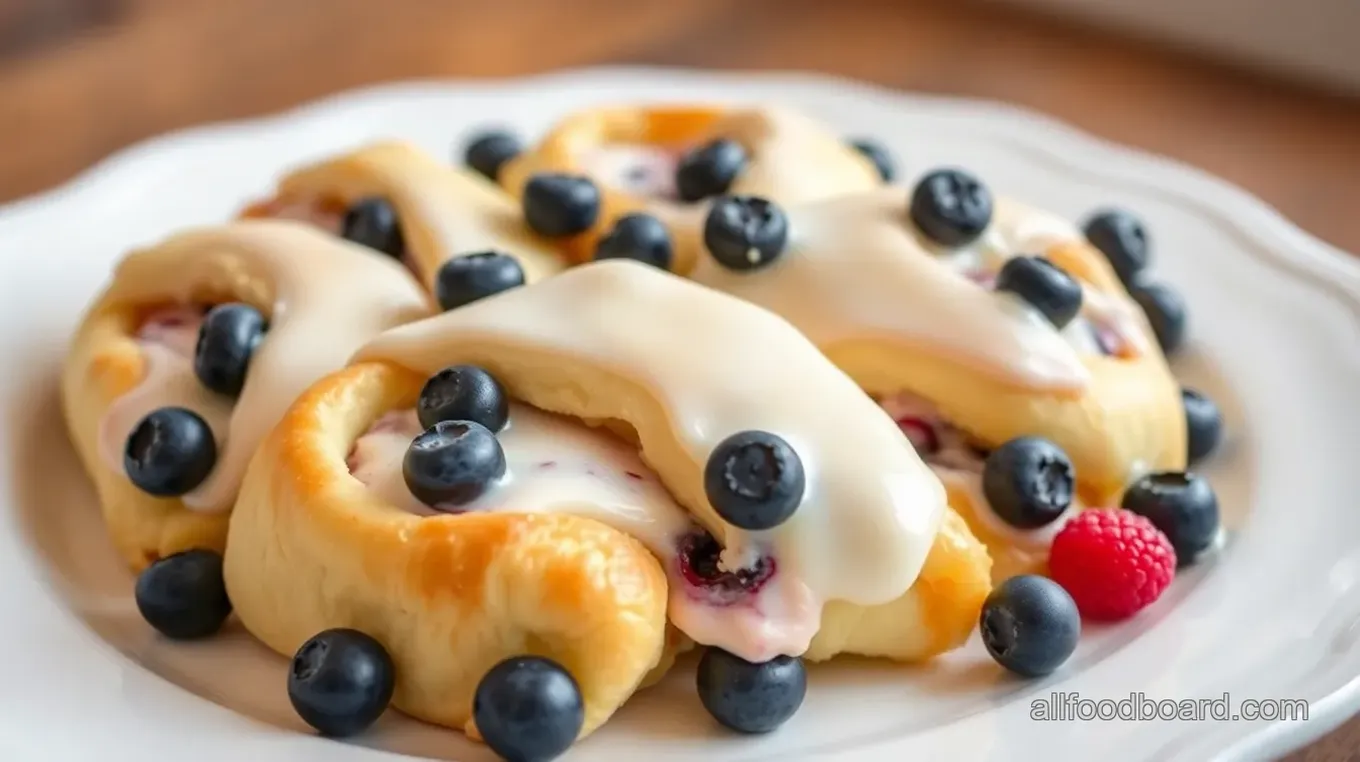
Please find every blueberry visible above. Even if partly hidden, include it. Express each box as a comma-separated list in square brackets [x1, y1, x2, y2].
[979, 575, 1081, 677]
[435, 251, 525, 311]
[474, 656, 584, 761]
[463, 130, 523, 182]
[982, 437, 1074, 529]
[594, 213, 673, 270]
[1182, 388, 1223, 465]
[1122, 472, 1219, 564]
[193, 302, 266, 397]
[1131, 281, 1187, 355]
[134, 549, 232, 640]
[675, 138, 748, 202]
[994, 256, 1084, 329]
[696, 648, 806, 734]
[416, 365, 509, 432]
[341, 197, 405, 259]
[909, 168, 993, 247]
[403, 420, 506, 507]
[522, 173, 600, 237]
[124, 407, 217, 496]
[704, 431, 804, 530]
[1083, 209, 1149, 287]
[288, 628, 395, 737]
[703, 195, 789, 271]
[848, 138, 895, 182]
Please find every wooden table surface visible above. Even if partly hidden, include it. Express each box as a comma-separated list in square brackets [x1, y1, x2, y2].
[2, 0, 1358, 758]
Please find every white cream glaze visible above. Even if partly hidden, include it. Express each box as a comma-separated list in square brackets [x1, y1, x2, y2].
[689, 189, 1091, 391]
[937, 197, 1150, 358]
[879, 391, 1077, 553]
[349, 402, 820, 661]
[353, 405, 687, 540]
[690, 190, 1152, 392]
[713, 107, 881, 207]
[352, 260, 947, 659]
[95, 221, 432, 512]
[270, 142, 563, 290]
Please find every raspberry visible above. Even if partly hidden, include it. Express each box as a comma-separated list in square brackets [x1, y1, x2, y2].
[1048, 509, 1176, 621]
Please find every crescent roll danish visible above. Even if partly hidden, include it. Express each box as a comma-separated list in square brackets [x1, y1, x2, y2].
[680, 185, 1185, 580]
[223, 260, 991, 743]
[61, 221, 433, 570]
[498, 105, 882, 270]
[241, 140, 566, 297]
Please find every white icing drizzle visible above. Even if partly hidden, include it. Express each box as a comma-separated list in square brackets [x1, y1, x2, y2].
[687, 190, 1089, 389]
[689, 190, 1151, 392]
[945, 197, 1151, 358]
[95, 221, 432, 512]
[352, 260, 946, 660]
[714, 107, 882, 208]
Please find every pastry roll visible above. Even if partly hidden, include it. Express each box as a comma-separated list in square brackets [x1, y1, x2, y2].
[62, 221, 433, 570]
[223, 260, 991, 742]
[499, 105, 882, 271]
[683, 184, 1185, 580]
[242, 140, 566, 300]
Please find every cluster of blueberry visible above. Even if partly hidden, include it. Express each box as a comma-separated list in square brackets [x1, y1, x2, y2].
[977, 462, 1222, 676]
[468, 127, 892, 277]
[403, 365, 511, 507]
[134, 545, 588, 760]
[926, 418, 1220, 677]
[136, 359, 818, 759]
[123, 302, 267, 497]
[396, 363, 815, 737]
[468, 126, 1187, 368]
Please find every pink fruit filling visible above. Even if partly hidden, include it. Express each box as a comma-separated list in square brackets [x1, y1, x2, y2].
[137, 304, 207, 356]
[1085, 314, 1129, 357]
[346, 404, 802, 659]
[879, 392, 988, 474]
[879, 390, 1079, 559]
[676, 531, 777, 607]
[581, 144, 685, 200]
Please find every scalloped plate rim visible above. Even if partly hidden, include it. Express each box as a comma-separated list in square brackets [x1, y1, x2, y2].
[1, 66, 1357, 762]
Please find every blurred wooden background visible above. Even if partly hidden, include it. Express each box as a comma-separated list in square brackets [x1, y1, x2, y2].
[1, 0, 1358, 253]
[1, 0, 1358, 757]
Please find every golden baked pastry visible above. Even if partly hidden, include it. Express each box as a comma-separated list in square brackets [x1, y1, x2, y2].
[223, 260, 991, 744]
[498, 105, 882, 271]
[241, 140, 566, 296]
[61, 221, 432, 570]
[682, 184, 1186, 580]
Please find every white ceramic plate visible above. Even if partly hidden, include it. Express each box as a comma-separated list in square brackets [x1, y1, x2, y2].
[2, 68, 1358, 762]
